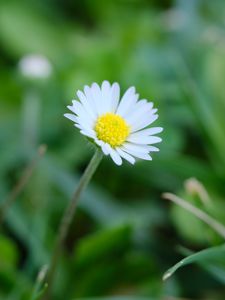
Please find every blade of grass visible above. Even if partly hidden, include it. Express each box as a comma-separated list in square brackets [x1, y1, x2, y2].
[163, 244, 225, 281]
[177, 246, 225, 284]
[173, 53, 225, 166]
[0, 144, 47, 225]
[31, 265, 48, 300]
[163, 193, 225, 239]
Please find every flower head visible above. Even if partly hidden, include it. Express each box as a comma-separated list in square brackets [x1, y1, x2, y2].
[64, 81, 163, 165]
[18, 54, 52, 79]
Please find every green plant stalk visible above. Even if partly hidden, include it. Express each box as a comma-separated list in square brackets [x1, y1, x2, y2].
[43, 148, 103, 299]
[31, 265, 48, 300]
[0, 145, 47, 226]
[174, 53, 225, 167]
[163, 193, 225, 239]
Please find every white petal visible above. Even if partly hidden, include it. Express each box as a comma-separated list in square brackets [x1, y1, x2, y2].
[116, 86, 137, 116]
[74, 121, 93, 133]
[95, 140, 107, 154]
[68, 100, 95, 127]
[147, 146, 160, 152]
[75, 124, 82, 129]
[102, 143, 111, 155]
[131, 114, 159, 132]
[91, 82, 103, 115]
[84, 85, 98, 116]
[109, 148, 123, 166]
[94, 139, 104, 147]
[76, 91, 96, 119]
[72, 98, 95, 119]
[122, 97, 145, 119]
[80, 130, 96, 139]
[101, 81, 112, 112]
[127, 134, 162, 145]
[116, 147, 135, 165]
[133, 127, 163, 136]
[64, 113, 77, 123]
[122, 142, 150, 154]
[94, 139, 110, 155]
[151, 108, 158, 114]
[67, 100, 84, 116]
[125, 102, 154, 125]
[70, 109, 94, 129]
[122, 145, 152, 161]
[126, 99, 152, 115]
[111, 82, 120, 112]
[101, 80, 111, 95]
[132, 152, 152, 160]
[65, 104, 94, 132]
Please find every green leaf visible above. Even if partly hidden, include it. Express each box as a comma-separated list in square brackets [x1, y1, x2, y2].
[0, 235, 18, 269]
[74, 225, 132, 269]
[163, 244, 225, 281]
[203, 265, 225, 284]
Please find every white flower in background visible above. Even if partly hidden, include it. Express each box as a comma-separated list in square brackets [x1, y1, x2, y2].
[18, 54, 52, 79]
[64, 81, 163, 166]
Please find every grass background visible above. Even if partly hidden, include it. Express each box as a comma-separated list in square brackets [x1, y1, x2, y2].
[1, 0, 225, 299]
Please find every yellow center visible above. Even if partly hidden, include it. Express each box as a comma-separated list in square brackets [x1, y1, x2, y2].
[95, 113, 130, 147]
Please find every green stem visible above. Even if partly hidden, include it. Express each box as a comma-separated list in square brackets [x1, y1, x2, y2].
[43, 149, 103, 299]
[163, 193, 225, 239]
[0, 145, 47, 226]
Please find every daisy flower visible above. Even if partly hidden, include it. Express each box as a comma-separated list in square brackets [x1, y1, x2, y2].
[64, 81, 163, 166]
[19, 54, 52, 79]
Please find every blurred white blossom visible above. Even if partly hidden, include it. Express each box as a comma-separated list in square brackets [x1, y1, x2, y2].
[19, 54, 52, 79]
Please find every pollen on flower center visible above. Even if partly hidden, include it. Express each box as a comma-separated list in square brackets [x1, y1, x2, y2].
[95, 113, 130, 147]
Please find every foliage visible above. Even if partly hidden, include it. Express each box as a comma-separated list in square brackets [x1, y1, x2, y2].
[1, 0, 225, 299]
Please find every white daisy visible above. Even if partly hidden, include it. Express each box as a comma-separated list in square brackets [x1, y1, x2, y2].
[64, 81, 163, 166]
[19, 54, 52, 79]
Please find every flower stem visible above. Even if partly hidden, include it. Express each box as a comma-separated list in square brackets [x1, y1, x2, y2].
[43, 149, 103, 299]
[0, 144, 47, 226]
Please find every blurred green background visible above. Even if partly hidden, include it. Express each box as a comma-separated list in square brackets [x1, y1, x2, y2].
[1, 0, 225, 299]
